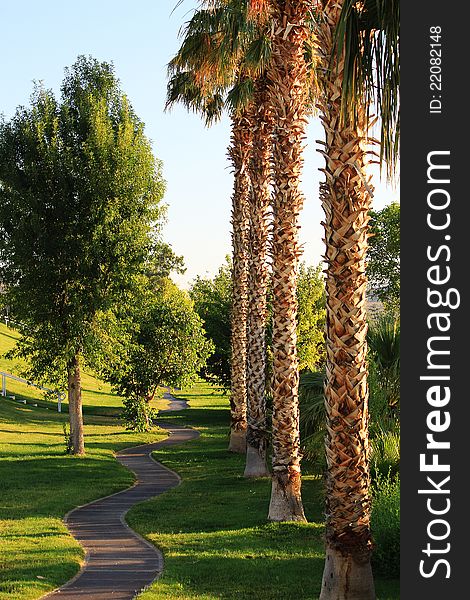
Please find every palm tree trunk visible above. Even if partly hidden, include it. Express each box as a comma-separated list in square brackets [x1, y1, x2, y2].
[266, 0, 310, 521]
[67, 351, 85, 456]
[244, 77, 272, 478]
[317, 2, 375, 597]
[228, 108, 253, 453]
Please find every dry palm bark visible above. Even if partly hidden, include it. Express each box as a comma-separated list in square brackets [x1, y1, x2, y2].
[266, 0, 310, 521]
[244, 76, 272, 478]
[228, 108, 253, 454]
[68, 351, 85, 455]
[317, 1, 375, 597]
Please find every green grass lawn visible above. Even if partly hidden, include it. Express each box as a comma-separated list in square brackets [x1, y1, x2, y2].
[0, 398, 166, 600]
[0, 321, 169, 599]
[1, 324, 399, 599]
[128, 381, 400, 600]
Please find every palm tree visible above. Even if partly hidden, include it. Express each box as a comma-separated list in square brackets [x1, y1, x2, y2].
[212, 0, 316, 490]
[212, 3, 274, 472]
[171, 4, 317, 499]
[167, 6, 257, 454]
[258, 0, 313, 521]
[315, 0, 399, 596]
[169, 4, 276, 460]
[242, 74, 272, 476]
[227, 102, 253, 453]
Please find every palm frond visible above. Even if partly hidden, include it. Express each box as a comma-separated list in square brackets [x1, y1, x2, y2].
[165, 71, 225, 125]
[299, 369, 326, 438]
[367, 314, 400, 409]
[335, 0, 400, 179]
[225, 77, 255, 113]
[242, 33, 272, 76]
[367, 313, 400, 375]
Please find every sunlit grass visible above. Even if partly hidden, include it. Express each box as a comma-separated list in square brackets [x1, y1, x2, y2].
[0, 391, 165, 600]
[0, 325, 399, 599]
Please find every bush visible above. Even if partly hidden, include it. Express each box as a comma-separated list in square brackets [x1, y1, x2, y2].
[371, 473, 400, 578]
[299, 367, 401, 477]
[122, 397, 158, 432]
[298, 370, 326, 473]
[367, 314, 400, 411]
[370, 428, 400, 479]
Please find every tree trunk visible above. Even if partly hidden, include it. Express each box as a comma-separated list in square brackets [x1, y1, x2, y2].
[67, 351, 85, 455]
[317, 2, 375, 597]
[320, 543, 375, 600]
[268, 466, 306, 522]
[228, 108, 252, 453]
[244, 77, 271, 478]
[266, 1, 310, 521]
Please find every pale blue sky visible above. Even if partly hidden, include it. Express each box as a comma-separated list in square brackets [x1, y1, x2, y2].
[0, 0, 398, 288]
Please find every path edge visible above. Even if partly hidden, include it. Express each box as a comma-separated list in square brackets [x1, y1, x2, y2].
[41, 423, 199, 599]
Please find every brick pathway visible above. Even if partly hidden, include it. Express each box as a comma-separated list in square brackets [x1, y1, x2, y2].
[44, 418, 198, 599]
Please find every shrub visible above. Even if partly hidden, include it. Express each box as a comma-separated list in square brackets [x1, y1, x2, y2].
[122, 397, 158, 432]
[367, 314, 400, 410]
[370, 428, 400, 479]
[371, 473, 400, 578]
[299, 367, 400, 477]
[298, 370, 326, 473]
[62, 423, 73, 454]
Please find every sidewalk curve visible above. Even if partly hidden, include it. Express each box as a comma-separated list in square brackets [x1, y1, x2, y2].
[44, 397, 198, 599]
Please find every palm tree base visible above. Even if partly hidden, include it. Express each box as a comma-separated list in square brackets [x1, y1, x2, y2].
[268, 473, 306, 522]
[244, 444, 269, 477]
[319, 544, 375, 600]
[228, 428, 247, 453]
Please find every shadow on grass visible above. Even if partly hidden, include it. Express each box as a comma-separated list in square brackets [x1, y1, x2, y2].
[129, 384, 399, 600]
[156, 551, 326, 600]
[0, 398, 124, 429]
[0, 543, 81, 598]
[157, 407, 230, 429]
[0, 455, 135, 520]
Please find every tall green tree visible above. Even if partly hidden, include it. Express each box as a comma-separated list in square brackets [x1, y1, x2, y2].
[0, 56, 164, 454]
[190, 257, 233, 389]
[297, 263, 326, 372]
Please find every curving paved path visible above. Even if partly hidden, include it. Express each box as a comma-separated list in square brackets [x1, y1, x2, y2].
[44, 396, 198, 600]
[159, 388, 189, 414]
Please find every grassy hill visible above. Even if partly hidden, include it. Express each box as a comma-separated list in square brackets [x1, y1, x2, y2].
[0, 322, 167, 416]
[0, 323, 170, 598]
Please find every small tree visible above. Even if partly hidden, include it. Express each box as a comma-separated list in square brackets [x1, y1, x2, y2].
[367, 201, 400, 311]
[97, 281, 213, 431]
[189, 257, 232, 389]
[0, 56, 165, 454]
[296, 263, 326, 372]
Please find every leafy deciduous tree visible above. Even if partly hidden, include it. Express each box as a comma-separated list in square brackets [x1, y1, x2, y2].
[297, 263, 326, 372]
[190, 257, 232, 389]
[0, 56, 164, 454]
[96, 281, 212, 432]
[367, 201, 400, 311]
